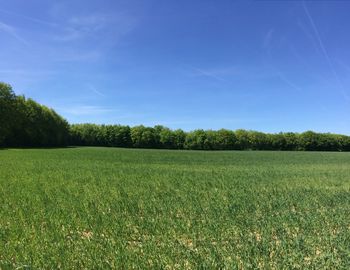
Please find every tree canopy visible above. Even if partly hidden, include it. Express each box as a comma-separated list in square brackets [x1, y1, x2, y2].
[2, 82, 350, 151]
[0, 82, 69, 147]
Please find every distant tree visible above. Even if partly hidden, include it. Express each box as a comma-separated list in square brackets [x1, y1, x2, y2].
[152, 125, 165, 148]
[131, 125, 157, 148]
[215, 129, 236, 150]
[3, 82, 350, 151]
[201, 129, 236, 150]
[158, 127, 175, 149]
[0, 82, 16, 145]
[173, 129, 186, 149]
[116, 125, 132, 147]
[316, 133, 338, 151]
[269, 133, 286, 150]
[70, 124, 100, 146]
[234, 129, 251, 150]
[67, 126, 350, 152]
[202, 130, 215, 150]
[248, 131, 270, 150]
[1, 83, 69, 147]
[282, 132, 299, 151]
[184, 129, 207, 150]
[339, 135, 350, 151]
[299, 131, 319, 151]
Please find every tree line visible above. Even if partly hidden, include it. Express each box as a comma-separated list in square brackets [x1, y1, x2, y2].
[0, 82, 70, 147]
[2, 82, 350, 151]
[70, 124, 350, 151]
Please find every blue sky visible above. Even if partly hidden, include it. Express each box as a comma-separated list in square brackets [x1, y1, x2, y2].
[1, 0, 350, 134]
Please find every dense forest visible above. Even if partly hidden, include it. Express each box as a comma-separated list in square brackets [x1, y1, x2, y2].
[2, 82, 350, 151]
[0, 82, 69, 147]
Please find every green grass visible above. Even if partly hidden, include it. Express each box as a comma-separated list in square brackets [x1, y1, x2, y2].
[0, 147, 349, 269]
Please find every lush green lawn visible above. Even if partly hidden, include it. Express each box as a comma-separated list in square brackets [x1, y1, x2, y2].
[0, 147, 349, 269]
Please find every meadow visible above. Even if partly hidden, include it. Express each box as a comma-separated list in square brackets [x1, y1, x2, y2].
[0, 147, 349, 269]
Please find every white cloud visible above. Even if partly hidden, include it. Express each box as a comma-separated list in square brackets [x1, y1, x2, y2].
[53, 12, 137, 42]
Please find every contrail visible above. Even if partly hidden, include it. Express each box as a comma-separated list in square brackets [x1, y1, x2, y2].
[302, 1, 349, 101]
[0, 21, 28, 45]
[276, 70, 303, 93]
[0, 8, 58, 27]
[87, 84, 106, 97]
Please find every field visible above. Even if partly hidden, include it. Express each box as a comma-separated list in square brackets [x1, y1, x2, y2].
[0, 148, 349, 269]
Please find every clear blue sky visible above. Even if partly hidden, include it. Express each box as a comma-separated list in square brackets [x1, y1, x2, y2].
[1, 0, 350, 134]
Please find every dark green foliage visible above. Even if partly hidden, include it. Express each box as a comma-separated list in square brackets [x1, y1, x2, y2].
[0, 82, 69, 147]
[283, 132, 300, 150]
[158, 126, 181, 149]
[216, 129, 236, 150]
[70, 124, 132, 147]
[172, 129, 186, 149]
[248, 131, 270, 150]
[105, 125, 132, 147]
[70, 124, 350, 151]
[0, 83, 16, 145]
[1, 82, 350, 151]
[235, 129, 251, 150]
[69, 124, 100, 146]
[184, 129, 208, 150]
[131, 125, 157, 148]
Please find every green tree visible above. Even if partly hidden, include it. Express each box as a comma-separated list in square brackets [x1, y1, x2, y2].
[216, 129, 236, 150]
[299, 131, 319, 151]
[234, 129, 251, 150]
[173, 129, 186, 149]
[184, 129, 207, 150]
[248, 131, 270, 150]
[159, 127, 175, 149]
[131, 125, 156, 148]
[0, 82, 16, 145]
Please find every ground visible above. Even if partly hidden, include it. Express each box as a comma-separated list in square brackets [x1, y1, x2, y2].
[0, 147, 349, 269]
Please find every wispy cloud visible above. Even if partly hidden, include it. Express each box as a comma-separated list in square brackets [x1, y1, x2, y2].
[263, 28, 274, 49]
[0, 21, 28, 45]
[52, 50, 101, 62]
[59, 105, 117, 116]
[191, 67, 227, 82]
[0, 8, 58, 28]
[302, 1, 349, 101]
[69, 14, 109, 29]
[54, 12, 137, 42]
[276, 70, 303, 93]
[0, 69, 58, 90]
[87, 84, 106, 97]
[53, 28, 83, 42]
[297, 19, 322, 56]
[53, 14, 108, 41]
[154, 117, 269, 126]
[0, 69, 57, 75]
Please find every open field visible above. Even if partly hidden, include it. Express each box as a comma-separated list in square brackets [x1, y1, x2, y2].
[0, 148, 349, 269]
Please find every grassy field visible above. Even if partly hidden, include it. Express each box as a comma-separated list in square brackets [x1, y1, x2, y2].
[0, 147, 349, 269]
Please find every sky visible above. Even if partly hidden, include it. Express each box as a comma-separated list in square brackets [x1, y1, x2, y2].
[1, 0, 350, 134]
